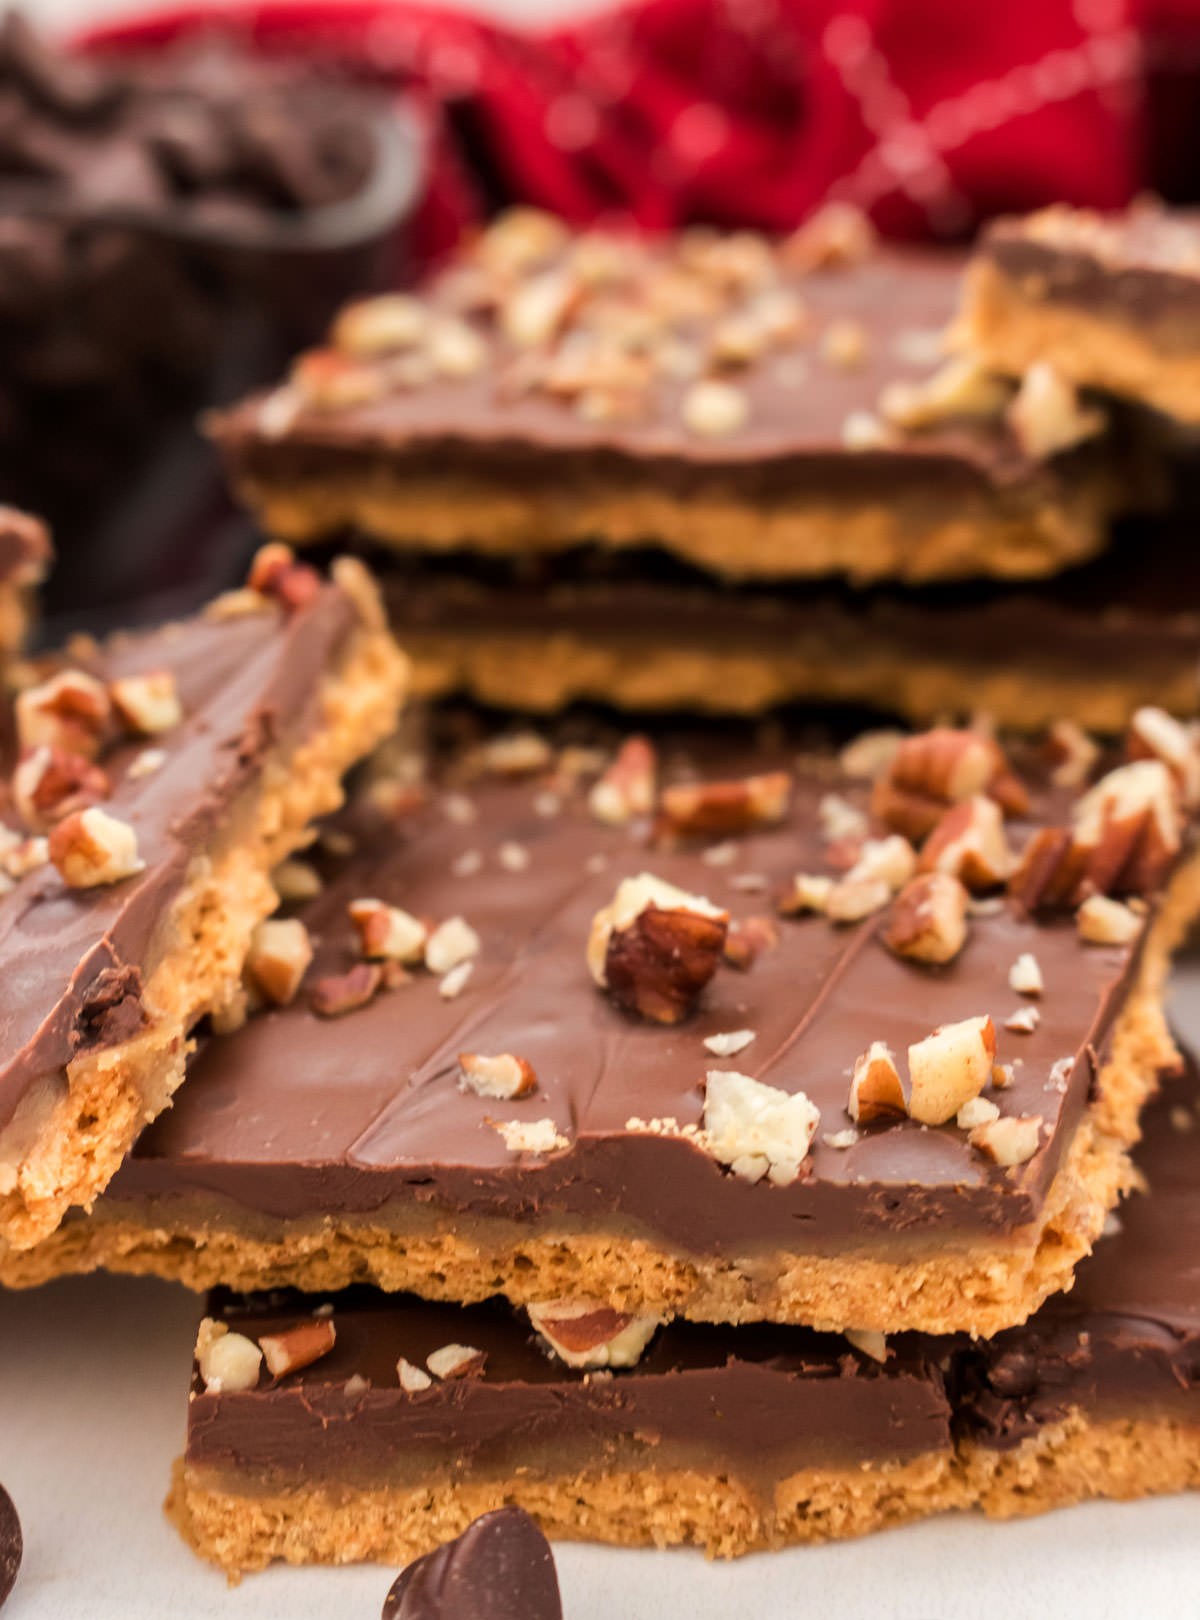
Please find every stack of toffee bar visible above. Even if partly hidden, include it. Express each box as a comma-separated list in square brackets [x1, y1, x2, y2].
[8, 202, 1200, 1589]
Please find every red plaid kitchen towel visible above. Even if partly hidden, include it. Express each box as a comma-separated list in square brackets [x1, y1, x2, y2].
[82, 0, 1200, 257]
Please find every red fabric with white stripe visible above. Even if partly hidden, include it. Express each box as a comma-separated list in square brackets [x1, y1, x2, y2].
[82, 0, 1200, 260]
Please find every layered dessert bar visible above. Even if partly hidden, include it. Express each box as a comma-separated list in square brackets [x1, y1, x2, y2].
[213, 210, 1134, 587]
[167, 1046, 1200, 1573]
[12, 709, 1200, 1336]
[0, 545, 406, 1253]
[957, 202, 1200, 425]
[380, 515, 1200, 731]
[0, 508, 50, 670]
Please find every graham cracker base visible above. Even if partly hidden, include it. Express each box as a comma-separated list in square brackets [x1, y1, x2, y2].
[233, 466, 1115, 587]
[955, 259, 1200, 425]
[10, 849, 1197, 1331]
[964, 1410, 1200, 1519]
[0, 580, 407, 1252]
[168, 1448, 965, 1578]
[395, 624, 1199, 733]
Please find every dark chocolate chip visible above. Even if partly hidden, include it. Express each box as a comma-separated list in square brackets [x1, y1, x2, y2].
[0, 1483, 22, 1611]
[382, 1508, 561, 1620]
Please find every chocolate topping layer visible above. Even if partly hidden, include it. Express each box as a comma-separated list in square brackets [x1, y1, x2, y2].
[382, 1508, 561, 1620]
[186, 1048, 1200, 1500]
[980, 206, 1200, 344]
[0, 579, 360, 1137]
[104, 721, 1157, 1258]
[216, 231, 1099, 525]
[958, 1045, 1200, 1449]
[189, 1287, 953, 1487]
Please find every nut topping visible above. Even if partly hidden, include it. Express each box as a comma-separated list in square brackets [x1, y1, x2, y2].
[658, 770, 791, 838]
[527, 1298, 661, 1368]
[970, 1114, 1042, 1167]
[309, 962, 387, 1018]
[847, 1043, 907, 1124]
[108, 671, 182, 736]
[348, 899, 428, 964]
[957, 1096, 1000, 1130]
[722, 915, 778, 969]
[703, 1028, 756, 1057]
[1007, 362, 1106, 460]
[777, 873, 834, 916]
[884, 872, 969, 964]
[907, 1015, 996, 1126]
[824, 875, 892, 924]
[681, 379, 749, 437]
[195, 1318, 261, 1394]
[425, 916, 482, 975]
[879, 355, 1010, 430]
[426, 1343, 488, 1381]
[492, 1118, 569, 1155]
[1005, 1006, 1040, 1033]
[397, 1357, 433, 1392]
[588, 736, 657, 826]
[480, 730, 553, 776]
[588, 873, 728, 1024]
[702, 1069, 820, 1186]
[1045, 718, 1099, 790]
[246, 542, 322, 611]
[258, 1319, 336, 1379]
[15, 669, 110, 758]
[1077, 894, 1142, 946]
[246, 919, 313, 1006]
[918, 796, 1012, 891]
[458, 1052, 537, 1100]
[48, 807, 143, 888]
[1008, 953, 1044, 996]
[12, 747, 109, 830]
[1128, 706, 1200, 808]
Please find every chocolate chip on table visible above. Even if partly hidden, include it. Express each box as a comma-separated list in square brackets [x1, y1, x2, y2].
[0, 1483, 22, 1611]
[382, 1507, 562, 1620]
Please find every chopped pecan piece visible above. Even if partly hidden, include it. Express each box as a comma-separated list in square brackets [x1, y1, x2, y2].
[425, 916, 481, 974]
[348, 898, 428, 964]
[873, 728, 1022, 841]
[458, 1052, 537, 1100]
[884, 872, 969, 964]
[527, 1299, 661, 1369]
[970, 1114, 1043, 1167]
[15, 669, 111, 759]
[1128, 706, 1200, 808]
[309, 962, 385, 1018]
[778, 873, 834, 916]
[426, 1344, 487, 1381]
[907, 1015, 996, 1126]
[702, 1069, 820, 1186]
[658, 770, 791, 838]
[825, 874, 892, 923]
[12, 747, 109, 830]
[246, 919, 313, 1006]
[588, 873, 728, 1024]
[1008, 953, 1044, 996]
[397, 1357, 433, 1392]
[109, 671, 182, 736]
[722, 914, 778, 969]
[246, 542, 322, 611]
[1007, 362, 1105, 460]
[919, 796, 1012, 890]
[195, 1319, 261, 1394]
[48, 807, 143, 888]
[588, 735, 657, 827]
[258, 1319, 336, 1379]
[1044, 718, 1099, 790]
[1077, 895, 1143, 946]
[847, 1042, 907, 1124]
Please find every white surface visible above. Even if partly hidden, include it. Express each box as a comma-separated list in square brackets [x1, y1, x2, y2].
[3, 961, 1200, 1619]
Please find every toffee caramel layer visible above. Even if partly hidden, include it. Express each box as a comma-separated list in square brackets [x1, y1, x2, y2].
[173, 1048, 1200, 1573]
[378, 523, 1200, 729]
[14, 716, 1198, 1333]
[214, 218, 1130, 585]
[959, 204, 1200, 423]
[0, 556, 407, 1250]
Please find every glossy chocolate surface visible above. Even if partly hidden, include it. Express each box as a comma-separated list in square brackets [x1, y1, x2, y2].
[959, 1046, 1200, 1448]
[0, 578, 360, 1136]
[187, 1050, 1200, 1490]
[218, 243, 1086, 506]
[382, 1509, 561, 1620]
[982, 207, 1200, 342]
[105, 722, 1150, 1256]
